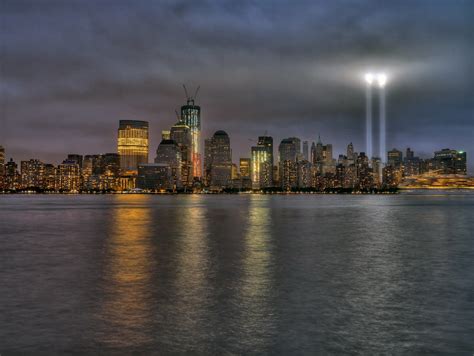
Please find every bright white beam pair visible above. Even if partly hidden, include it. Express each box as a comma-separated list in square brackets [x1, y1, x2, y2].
[365, 72, 387, 87]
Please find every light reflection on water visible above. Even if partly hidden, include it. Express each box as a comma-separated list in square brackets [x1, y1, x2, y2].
[238, 195, 275, 350]
[0, 193, 473, 354]
[97, 200, 155, 349]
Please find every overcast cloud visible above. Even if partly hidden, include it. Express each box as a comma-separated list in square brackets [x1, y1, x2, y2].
[1, 0, 473, 172]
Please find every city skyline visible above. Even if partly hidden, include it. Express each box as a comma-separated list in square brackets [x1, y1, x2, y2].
[1, 1, 472, 173]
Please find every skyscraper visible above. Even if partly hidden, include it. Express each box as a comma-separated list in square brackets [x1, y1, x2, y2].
[204, 130, 233, 190]
[0, 145, 5, 170]
[433, 148, 467, 175]
[67, 154, 83, 169]
[387, 149, 403, 167]
[21, 159, 45, 189]
[170, 120, 192, 188]
[279, 137, 300, 190]
[117, 120, 149, 175]
[0, 146, 5, 188]
[56, 160, 81, 192]
[251, 136, 273, 189]
[5, 158, 20, 190]
[137, 163, 171, 191]
[181, 95, 201, 179]
[155, 139, 182, 189]
[347, 142, 354, 160]
[302, 141, 309, 161]
[239, 158, 251, 178]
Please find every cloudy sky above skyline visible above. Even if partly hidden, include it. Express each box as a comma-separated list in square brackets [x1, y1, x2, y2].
[1, 0, 473, 172]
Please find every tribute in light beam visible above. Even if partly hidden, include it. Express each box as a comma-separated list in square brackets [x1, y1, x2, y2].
[365, 72, 374, 159]
[377, 73, 388, 164]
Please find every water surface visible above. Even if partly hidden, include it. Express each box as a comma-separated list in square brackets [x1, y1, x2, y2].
[1, 193, 473, 354]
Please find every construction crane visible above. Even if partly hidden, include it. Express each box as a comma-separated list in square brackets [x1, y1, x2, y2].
[182, 84, 200, 104]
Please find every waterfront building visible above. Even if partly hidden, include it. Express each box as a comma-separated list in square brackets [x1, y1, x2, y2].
[170, 120, 192, 188]
[43, 164, 56, 190]
[356, 152, 372, 189]
[204, 131, 233, 190]
[403, 148, 421, 177]
[297, 160, 312, 188]
[4, 158, 20, 190]
[0, 146, 5, 189]
[302, 141, 309, 161]
[433, 148, 467, 175]
[67, 154, 83, 169]
[181, 97, 201, 179]
[56, 160, 81, 191]
[310, 142, 316, 163]
[155, 139, 182, 189]
[0, 145, 5, 175]
[347, 142, 355, 161]
[311, 135, 335, 174]
[279, 137, 300, 190]
[387, 148, 403, 167]
[344, 164, 357, 189]
[251, 136, 273, 189]
[117, 120, 149, 175]
[239, 158, 252, 190]
[383, 165, 402, 188]
[251, 148, 272, 189]
[239, 158, 251, 178]
[371, 157, 383, 186]
[137, 163, 171, 191]
[20, 159, 45, 189]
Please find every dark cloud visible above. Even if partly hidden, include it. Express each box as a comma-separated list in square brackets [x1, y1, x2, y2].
[1, 0, 473, 171]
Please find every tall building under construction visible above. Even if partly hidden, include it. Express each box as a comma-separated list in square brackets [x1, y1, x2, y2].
[181, 86, 202, 179]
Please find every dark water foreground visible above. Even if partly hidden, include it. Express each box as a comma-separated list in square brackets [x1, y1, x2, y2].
[1, 193, 473, 354]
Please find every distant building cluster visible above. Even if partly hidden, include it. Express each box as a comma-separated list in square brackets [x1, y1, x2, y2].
[0, 97, 468, 193]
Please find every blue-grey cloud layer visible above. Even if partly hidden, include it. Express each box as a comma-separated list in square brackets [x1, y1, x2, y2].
[1, 0, 473, 171]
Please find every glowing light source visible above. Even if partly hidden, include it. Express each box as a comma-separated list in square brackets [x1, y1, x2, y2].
[377, 73, 387, 88]
[364, 73, 374, 85]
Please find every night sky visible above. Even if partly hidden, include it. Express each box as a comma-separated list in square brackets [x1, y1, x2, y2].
[1, 1, 473, 172]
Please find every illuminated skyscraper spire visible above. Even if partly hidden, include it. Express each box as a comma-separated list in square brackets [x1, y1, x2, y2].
[181, 85, 202, 179]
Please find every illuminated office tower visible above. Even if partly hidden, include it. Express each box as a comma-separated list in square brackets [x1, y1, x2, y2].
[239, 158, 251, 178]
[251, 136, 273, 189]
[117, 120, 149, 175]
[56, 160, 81, 192]
[347, 142, 355, 161]
[204, 131, 233, 190]
[181, 89, 202, 179]
[297, 160, 312, 188]
[43, 164, 56, 190]
[279, 137, 300, 190]
[21, 159, 45, 189]
[0, 145, 5, 175]
[203, 138, 213, 186]
[0, 146, 5, 189]
[239, 158, 252, 190]
[387, 148, 403, 167]
[155, 139, 182, 189]
[67, 154, 83, 168]
[5, 158, 20, 190]
[302, 141, 309, 161]
[433, 148, 467, 175]
[137, 163, 171, 191]
[356, 152, 372, 189]
[170, 120, 192, 187]
[161, 130, 171, 140]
